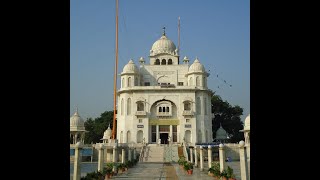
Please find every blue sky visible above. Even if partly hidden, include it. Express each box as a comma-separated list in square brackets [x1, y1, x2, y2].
[70, 0, 250, 121]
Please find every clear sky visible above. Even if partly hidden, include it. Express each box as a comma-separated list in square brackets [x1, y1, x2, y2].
[70, 0, 250, 121]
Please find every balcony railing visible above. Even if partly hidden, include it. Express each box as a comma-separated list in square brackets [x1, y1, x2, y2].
[156, 112, 172, 117]
[135, 111, 147, 116]
[159, 83, 175, 88]
[182, 110, 194, 116]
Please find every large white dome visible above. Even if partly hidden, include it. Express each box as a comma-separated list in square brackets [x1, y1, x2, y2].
[150, 35, 177, 56]
[189, 58, 205, 73]
[70, 109, 85, 131]
[122, 59, 138, 74]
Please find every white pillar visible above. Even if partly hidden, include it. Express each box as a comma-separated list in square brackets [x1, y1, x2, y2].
[219, 144, 226, 172]
[96, 144, 104, 172]
[128, 148, 132, 161]
[199, 146, 204, 171]
[190, 147, 193, 164]
[156, 125, 159, 143]
[75, 134, 78, 143]
[169, 125, 173, 144]
[194, 146, 198, 167]
[122, 148, 125, 163]
[239, 141, 249, 180]
[208, 145, 212, 168]
[73, 142, 82, 180]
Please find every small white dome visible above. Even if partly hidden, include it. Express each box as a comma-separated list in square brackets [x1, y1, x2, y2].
[151, 35, 177, 56]
[239, 140, 245, 147]
[70, 109, 85, 131]
[216, 124, 227, 140]
[189, 58, 205, 73]
[122, 59, 138, 73]
[103, 125, 112, 139]
[244, 114, 250, 131]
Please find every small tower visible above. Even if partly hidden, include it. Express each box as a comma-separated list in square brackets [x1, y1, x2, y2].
[182, 56, 189, 64]
[216, 123, 228, 143]
[102, 124, 112, 143]
[186, 57, 209, 87]
[120, 59, 139, 88]
[70, 108, 87, 144]
[139, 57, 145, 65]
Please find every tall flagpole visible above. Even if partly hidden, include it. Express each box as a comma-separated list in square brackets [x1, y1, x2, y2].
[112, 0, 119, 139]
[178, 16, 180, 53]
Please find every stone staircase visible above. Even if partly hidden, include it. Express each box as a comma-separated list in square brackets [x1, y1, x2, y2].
[164, 146, 179, 162]
[140, 145, 164, 162]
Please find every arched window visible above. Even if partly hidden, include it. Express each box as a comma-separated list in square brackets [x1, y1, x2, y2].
[155, 59, 160, 65]
[120, 131, 123, 143]
[161, 59, 166, 65]
[162, 107, 165, 112]
[159, 107, 162, 112]
[135, 77, 138, 86]
[185, 130, 191, 143]
[168, 59, 172, 65]
[137, 130, 143, 143]
[166, 107, 169, 112]
[127, 131, 131, 143]
[128, 77, 131, 87]
[204, 98, 207, 115]
[189, 77, 193, 86]
[122, 78, 124, 88]
[196, 76, 200, 86]
[127, 98, 131, 115]
[205, 130, 208, 142]
[184, 102, 191, 110]
[198, 130, 202, 143]
[196, 97, 201, 115]
[137, 102, 144, 111]
[203, 77, 206, 87]
[121, 98, 124, 115]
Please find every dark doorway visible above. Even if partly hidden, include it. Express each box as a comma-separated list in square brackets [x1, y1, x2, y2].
[160, 133, 168, 144]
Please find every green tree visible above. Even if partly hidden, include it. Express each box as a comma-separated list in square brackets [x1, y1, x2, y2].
[211, 92, 244, 143]
[84, 110, 114, 144]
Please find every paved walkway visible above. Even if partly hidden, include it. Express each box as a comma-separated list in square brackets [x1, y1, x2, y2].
[112, 161, 242, 180]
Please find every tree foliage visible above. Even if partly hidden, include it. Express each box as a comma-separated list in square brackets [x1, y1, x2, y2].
[84, 111, 114, 144]
[211, 91, 244, 143]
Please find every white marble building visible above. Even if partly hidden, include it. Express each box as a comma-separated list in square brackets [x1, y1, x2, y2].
[116, 30, 213, 146]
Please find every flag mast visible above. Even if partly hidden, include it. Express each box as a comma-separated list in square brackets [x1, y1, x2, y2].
[112, 0, 119, 139]
[178, 16, 180, 53]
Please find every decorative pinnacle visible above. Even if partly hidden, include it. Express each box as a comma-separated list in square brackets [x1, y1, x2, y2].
[74, 106, 79, 115]
[162, 26, 166, 36]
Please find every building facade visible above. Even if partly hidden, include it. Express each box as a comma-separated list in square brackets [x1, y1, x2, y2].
[116, 31, 213, 146]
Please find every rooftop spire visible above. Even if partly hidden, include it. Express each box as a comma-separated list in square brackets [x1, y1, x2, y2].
[74, 106, 79, 116]
[162, 26, 166, 36]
